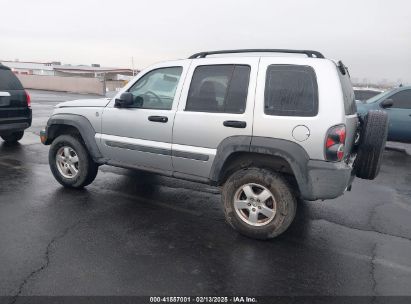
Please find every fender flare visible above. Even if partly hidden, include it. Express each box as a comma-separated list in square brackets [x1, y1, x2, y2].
[45, 114, 105, 163]
[209, 136, 313, 199]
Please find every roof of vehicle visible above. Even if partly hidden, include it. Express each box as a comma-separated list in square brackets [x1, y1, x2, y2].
[0, 63, 11, 70]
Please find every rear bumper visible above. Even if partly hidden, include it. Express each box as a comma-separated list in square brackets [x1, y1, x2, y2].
[0, 108, 32, 134]
[300, 160, 355, 201]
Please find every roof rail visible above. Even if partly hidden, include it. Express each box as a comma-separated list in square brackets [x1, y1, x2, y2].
[188, 49, 325, 59]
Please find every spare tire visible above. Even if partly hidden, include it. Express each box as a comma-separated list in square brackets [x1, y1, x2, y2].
[354, 110, 388, 180]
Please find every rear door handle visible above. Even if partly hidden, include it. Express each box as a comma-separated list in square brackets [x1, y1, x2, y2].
[148, 115, 168, 123]
[223, 120, 247, 128]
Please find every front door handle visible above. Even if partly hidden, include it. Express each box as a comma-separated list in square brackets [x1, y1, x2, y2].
[148, 116, 168, 123]
[223, 120, 247, 128]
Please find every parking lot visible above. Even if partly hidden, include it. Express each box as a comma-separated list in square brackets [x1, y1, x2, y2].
[1, 90, 411, 298]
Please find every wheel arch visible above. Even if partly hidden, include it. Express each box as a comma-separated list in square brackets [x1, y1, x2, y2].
[210, 136, 312, 199]
[45, 114, 105, 163]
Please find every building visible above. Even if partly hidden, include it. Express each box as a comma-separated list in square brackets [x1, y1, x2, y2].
[0, 60, 138, 95]
[0, 60, 55, 76]
[0, 60, 136, 81]
[53, 65, 135, 81]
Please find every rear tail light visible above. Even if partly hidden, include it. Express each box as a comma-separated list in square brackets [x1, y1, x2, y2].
[25, 90, 31, 107]
[325, 125, 346, 162]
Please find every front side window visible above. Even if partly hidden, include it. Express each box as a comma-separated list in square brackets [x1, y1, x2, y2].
[128, 66, 182, 110]
[390, 90, 411, 109]
[264, 65, 318, 117]
[185, 65, 250, 113]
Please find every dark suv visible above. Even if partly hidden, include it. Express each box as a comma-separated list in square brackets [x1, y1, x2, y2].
[0, 64, 32, 143]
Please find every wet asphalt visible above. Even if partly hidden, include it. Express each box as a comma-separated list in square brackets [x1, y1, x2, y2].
[0, 90, 411, 298]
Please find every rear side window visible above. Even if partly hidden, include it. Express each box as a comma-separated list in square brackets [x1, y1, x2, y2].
[0, 68, 23, 91]
[185, 65, 250, 113]
[338, 68, 357, 115]
[264, 65, 318, 117]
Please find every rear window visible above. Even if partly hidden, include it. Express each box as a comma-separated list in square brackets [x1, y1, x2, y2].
[264, 65, 318, 117]
[338, 68, 357, 115]
[0, 69, 23, 91]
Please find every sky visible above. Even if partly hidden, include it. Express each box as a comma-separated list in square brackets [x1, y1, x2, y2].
[1, 0, 410, 83]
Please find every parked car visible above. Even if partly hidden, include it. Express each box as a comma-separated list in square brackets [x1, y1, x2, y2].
[357, 86, 411, 143]
[0, 64, 32, 143]
[353, 87, 383, 102]
[40, 49, 388, 240]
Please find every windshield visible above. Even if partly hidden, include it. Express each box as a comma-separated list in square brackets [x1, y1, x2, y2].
[365, 90, 392, 104]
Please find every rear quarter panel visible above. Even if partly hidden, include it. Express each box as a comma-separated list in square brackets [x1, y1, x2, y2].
[253, 58, 347, 160]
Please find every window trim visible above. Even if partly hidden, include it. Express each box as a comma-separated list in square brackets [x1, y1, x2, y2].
[184, 64, 251, 114]
[264, 64, 319, 117]
[126, 66, 183, 111]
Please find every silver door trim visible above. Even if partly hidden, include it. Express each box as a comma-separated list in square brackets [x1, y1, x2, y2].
[172, 143, 216, 161]
[99, 133, 215, 161]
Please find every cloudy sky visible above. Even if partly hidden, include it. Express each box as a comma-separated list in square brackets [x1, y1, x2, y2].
[1, 0, 410, 83]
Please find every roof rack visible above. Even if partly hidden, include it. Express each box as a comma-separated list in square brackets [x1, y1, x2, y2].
[189, 49, 325, 59]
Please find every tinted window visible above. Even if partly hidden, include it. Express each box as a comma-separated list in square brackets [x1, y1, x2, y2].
[128, 67, 182, 110]
[390, 90, 411, 109]
[185, 65, 250, 113]
[264, 65, 318, 117]
[338, 68, 357, 115]
[0, 69, 24, 90]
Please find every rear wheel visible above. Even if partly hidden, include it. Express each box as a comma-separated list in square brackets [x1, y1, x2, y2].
[1, 131, 24, 144]
[354, 110, 388, 180]
[222, 168, 297, 240]
[49, 135, 98, 188]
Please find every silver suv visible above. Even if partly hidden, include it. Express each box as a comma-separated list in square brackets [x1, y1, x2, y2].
[41, 49, 388, 239]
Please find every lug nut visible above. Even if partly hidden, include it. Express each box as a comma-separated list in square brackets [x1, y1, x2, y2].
[258, 206, 261, 209]
[247, 203, 251, 206]
[252, 208, 256, 212]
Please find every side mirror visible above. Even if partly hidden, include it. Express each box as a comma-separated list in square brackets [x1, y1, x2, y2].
[381, 98, 394, 109]
[115, 92, 134, 108]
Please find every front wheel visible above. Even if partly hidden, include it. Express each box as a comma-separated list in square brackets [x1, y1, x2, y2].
[1, 131, 24, 144]
[49, 135, 98, 188]
[222, 168, 297, 240]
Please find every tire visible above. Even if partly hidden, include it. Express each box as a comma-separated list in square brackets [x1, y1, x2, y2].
[49, 135, 99, 188]
[354, 110, 388, 180]
[222, 168, 297, 240]
[1, 131, 24, 143]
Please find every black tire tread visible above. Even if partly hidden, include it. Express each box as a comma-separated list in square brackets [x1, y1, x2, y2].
[355, 110, 388, 180]
[222, 168, 297, 240]
[49, 135, 98, 188]
[1, 131, 24, 143]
